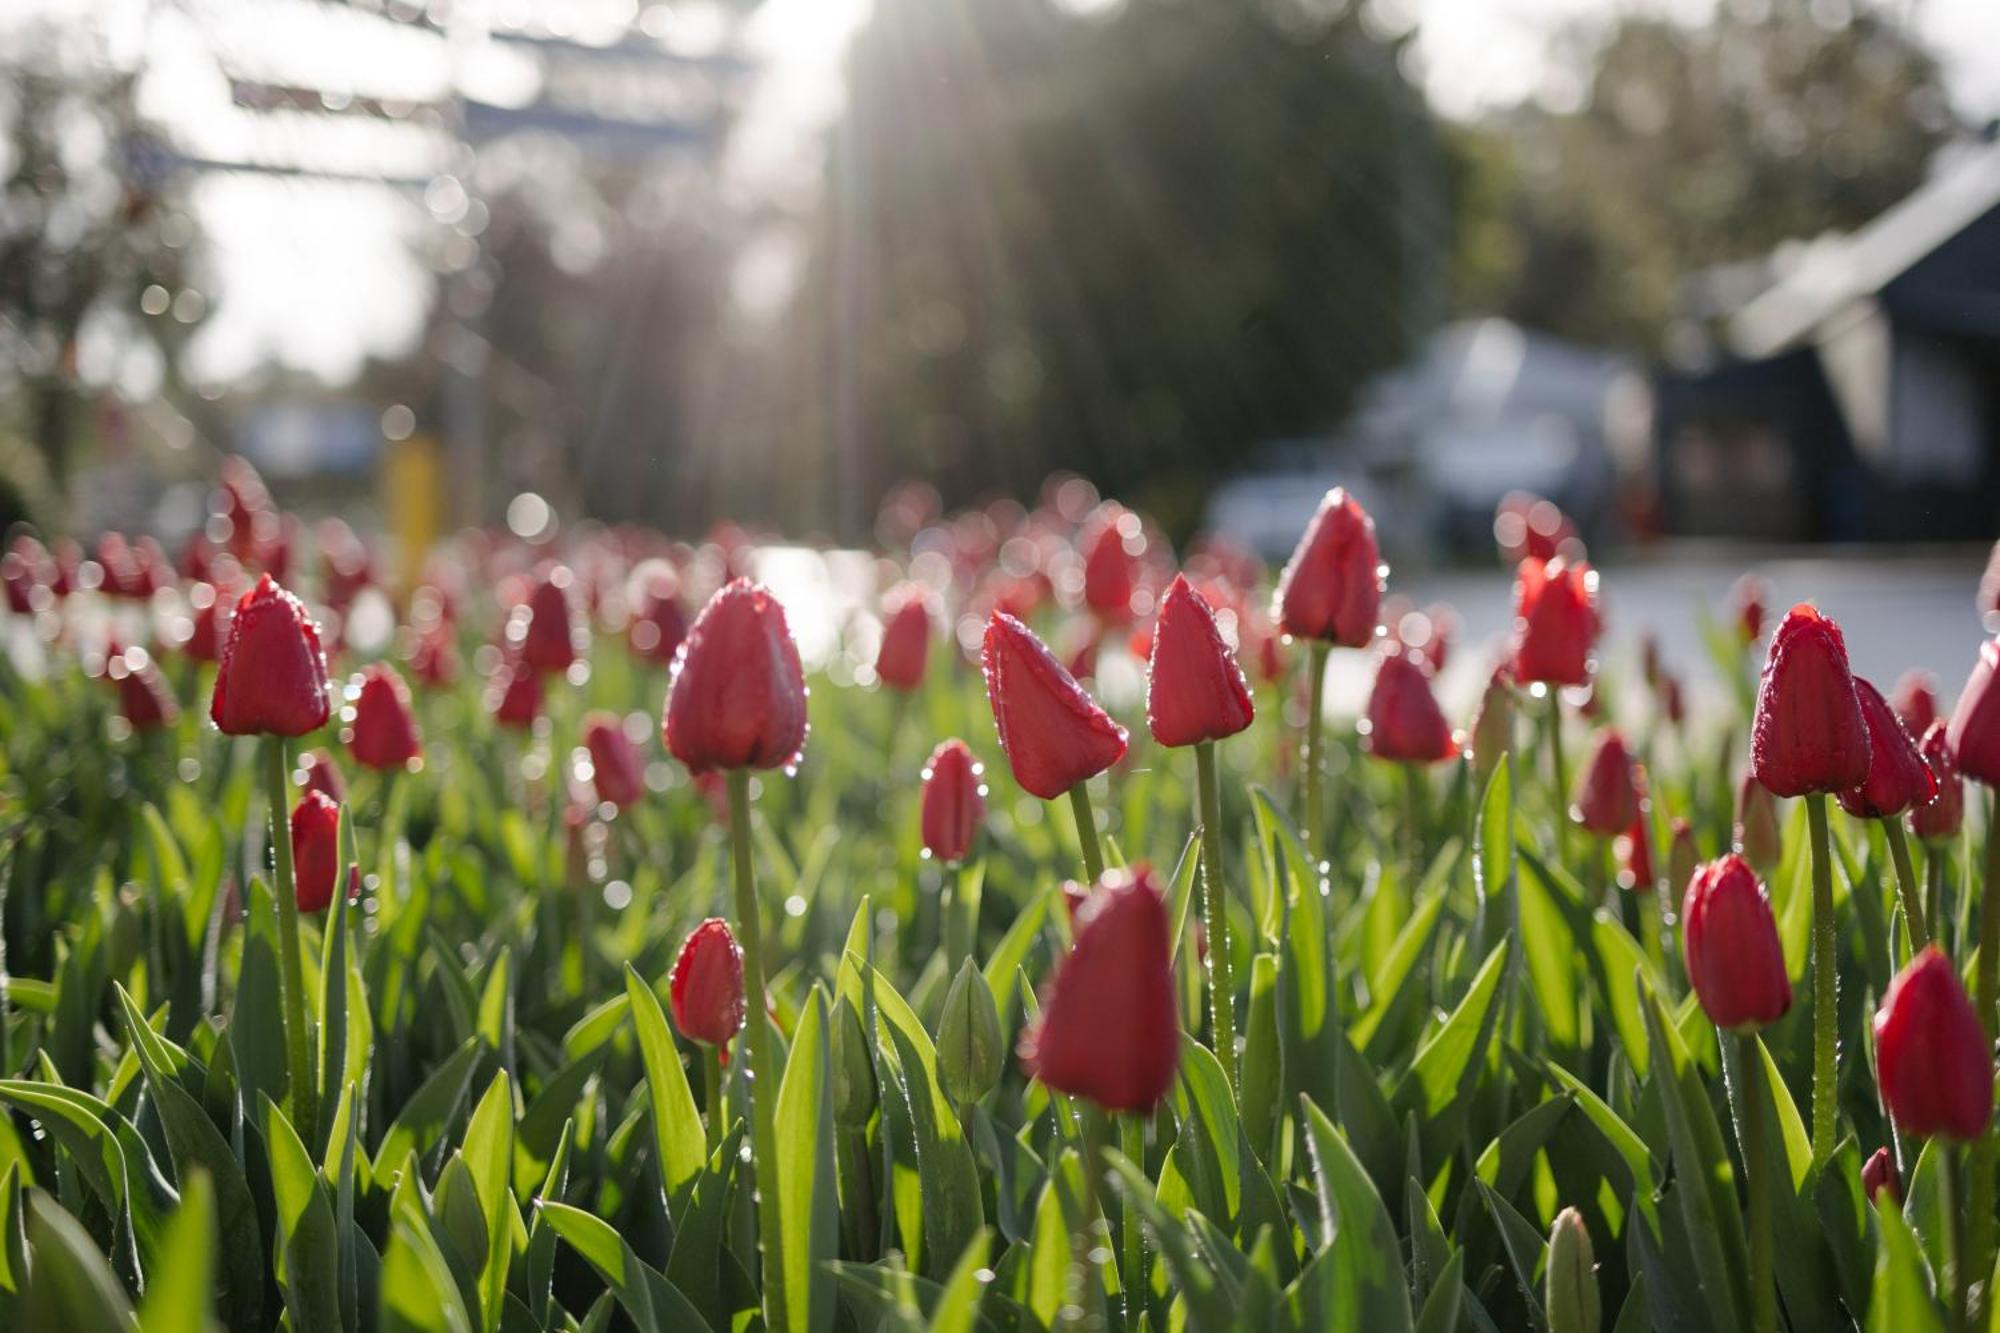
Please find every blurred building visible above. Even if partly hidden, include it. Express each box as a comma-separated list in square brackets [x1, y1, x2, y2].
[1655, 137, 2000, 542]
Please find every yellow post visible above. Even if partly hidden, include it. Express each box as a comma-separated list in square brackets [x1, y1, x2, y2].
[383, 433, 442, 596]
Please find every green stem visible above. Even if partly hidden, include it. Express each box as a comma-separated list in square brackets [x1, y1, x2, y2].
[1068, 783, 1105, 885]
[376, 765, 403, 920]
[1303, 643, 1330, 863]
[702, 1044, 724, 1152]
[1739, 1033, 1776, 1333]
[1120, 1113, 1145, 1329]
[1883, 817, 1929, 953]
[1925, 841, 1946, 954]
[1194, 742, 1237, 1099]
[1806, 792, 1837, 1164]
[1945, 1143, 1969, 1333]
[1547, 695, 1571, 863]
[1062, 1108, 1111, 1332]
[944, 861, 967, 976]
[264, 737, 317, 1144]
[726, 769, 788, 1333]
[1967, 791, 2000, 1308]
[1402, 761, 1425, 890]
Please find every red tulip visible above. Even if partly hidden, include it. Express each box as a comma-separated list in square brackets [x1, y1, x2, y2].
[1509, 557, 1599, 687]
[300, 749, 346, 803]
[1733, 574, 1769, 645]
[1081, 514, 1138, 623]
[1861, 1147, 1901, 1204]
[1945, 635, 2000, 786]
[664, 579, 809, 773]
[407, 618, 458, 688]
[108, 646, 177, 731]
[1, 545, 38, 615]
[1617, 767, 1655, 890]
[1272, 488, 1381, 647]
[517, 568, 582, 675]
[1891, 670, 1940, 736]
[921, 738, 985, 864]
[981, 612, 1127, 799]
[584, 712, 646, 810]
[1362, 650, 1456, 764]
[183, 583, 230, 663]
[1573, 729, 1638, 835]
[1837, 677, 1936, 819]
[1750, 604, 1868, 797]
[1681, 854, 1792, 1032]
[209, 574, 332, 737]
[488, 657, 543, 729]
[1019, 866, 1180, 1113]
[1875, 947, 1993, 1141]
[875, 584, 935, 692]
[1146, 574, 1254, 749]
[669, 918, 746, 1046]
[628, 570, 689, 664]
[346, 664, 421, 771]
[290, 789, 344, 913]
[1911, 721, 1964, 843]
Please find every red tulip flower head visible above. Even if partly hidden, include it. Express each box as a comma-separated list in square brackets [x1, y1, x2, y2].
[921, 738, 986, 864]
[290, 789, 344, 913]
[1509, 557, 1600, 687]
[583, 712, 646, 810]
[1733, 574, 1769, 646]
[982, 612, 1127, 799]
[517, 568, 583, 675]
[1146, 575, 1254, 749]
[488, 657, 543, 729]
[1272, 488, 1382, 647]
[1910, 721, 1964, 843]
[1945, 636, 2000, 787]
[1751, 604, 1869, 797]
[300, 749, 346, 803]
[109, 646, 178, 731]
[1875, 947, 1993, 1141]
[669, 918, 746, 1047]
[664, 579, 810, 773]
[408, 618, 458, 688]
[1573, 729, 1639, 836]
[210, 574, 332, 737]
[1836, 677, 1936, 820]
[345, 664, 421, 771]
[875, 584, 935, 692]
[184, 583, 230, 663]
[1362, 650, 1457, 764]
[1019, 866, 1180, 1113]
[1681, 854, 1792, 1032]
[1081, 514, 1139, 623]
[1861, 1147, 1901, 1204]
[1891, 670, 1940, 736]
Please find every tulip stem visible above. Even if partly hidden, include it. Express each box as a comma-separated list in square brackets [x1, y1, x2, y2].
[1967, 791, 2000, 1310]
[1068, 783, 1105, 885]
[726, 768, 788, 1333]
[1882, 818, 1930, 954]
[1737, 1032, 1776, 1333]
[1547, 695, 1571, 863]
[263, 736, 317, 1145]
[1194, 741, 1237, 1099]
[1303, 643, 1330, 862]
[377, 765, 403, 921]
[1120, 1113, 1145, 1329]
[1402, 762, 1425, 890]
[1945, 1143, 1970, 1333]
[702, 1044, 724, 1153]
[1925, 841, 1946, 953]
[1806, 792, 1837, 1164]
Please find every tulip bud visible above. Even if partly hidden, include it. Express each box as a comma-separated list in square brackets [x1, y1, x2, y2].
[584, 712, 646, 810]
[1944, 635, 2000, 787]
[184, 583, 228, 663]
[1734, 772, 1782, 876]
[1667, 818, 1699, 902]
[1682, 854, 1791, 1032]
[1271, 488, 1382, 648]
[1146, 574, 1255, 749]
[346, 664, 422, 771]
[1616, 774, 1654, 892]
[874, 584, 935, 692]
[1467, 666, 1515, 779]
[108, 646, 178, 731]
[1910, 721, 1964, 843]
[1861, 1146, 1901, 1205]
[1750, 604, 1868, 796]
[1836, 678, 1936, 819]
[1545, 1206, 1599, 1333]
[981, 612, 1127, 800]
[487, 656, 542, 729]
[517, 568, 582, 675]
[1081, 512, 1139, 624]
[1733, 574, 1768, 647]
[210, 573, 333, 737]
[1891, 670, 1940, 736]
[664, 580, 810, 774]
[290, 789, 343, 913]
[1875, 946, 1993, 1141]
[1509, 557, 1600, 688]
[921, 739, 985, 864]
[1362, 650, 1457, 764]
[831, 995, 878, 1127]
[669, 918, 747, 1047]
[937, 959, 1004, 1106]
[1019, 865, 1180, 1113]
[1572, 730, 1638, 836]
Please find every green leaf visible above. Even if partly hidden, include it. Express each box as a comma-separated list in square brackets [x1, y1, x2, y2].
[623, 966, 707, 1214]
[1104, 1153, 1234, 1332]
[23, 1190, 136, 1329]
[539, 1201, 714, 1333]
[380, 1212, 476, 1333]
[1393, 938, 1509, 1164]
[1869, 1200, 1942, 1333]
[461, 1072, 518, 1333]
[373, 1038, 483, 1188]
[927, 1228, 993, 1333]
[776, 987, 840, 1333]
[137, 1171, 214, 1333]
[1296, 1095, 1413, 1333]
[261, 1094, 343, 1333]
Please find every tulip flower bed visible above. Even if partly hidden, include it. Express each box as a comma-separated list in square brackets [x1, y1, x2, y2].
[2, 468, 2000, 1333]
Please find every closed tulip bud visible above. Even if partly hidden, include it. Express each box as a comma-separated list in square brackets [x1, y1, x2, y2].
[1682, 854, 1791, 1031]
[921, 739, 985, 864]
[1617, 775, 1654, 891]
[209, 574, 332, 736]
[1272, 488, 1382, 647]
[1910, 721, 1963, 843]
[1751, 604, 1869, 796]
[1509, 557, 1600, 688]
[875, 584, 934, 691]
[346, 664, 421, 771]
[1362, 650, 1457, 764]
[1944, 635, 2000, 787]
[1875, 946, 1993, 1141]
[1019, 866, 1179, 1113]
[300, 749, 346, 803]
[1147, 574, 1255, 748]
[290, 789, 343, 913]
[937, 959, 1004, 1106]
[1081, 514, 1138, 623]
[584, 711, 645, 810]
[517, 568, 582, 674]
[1861, 1146, 1901, 1204]
[1734, 772, 1782, 875]
[488, 657, 542, 729]
[108, 647, 177, 731]
[831, 995, 878, 1127]
[1733, 574, 1769, 646]
[1573, 730, 1638, 836]
[1837, 678, 1936, 819]
[1468, 666, 1515, 777]
[664, 579, 810, 773]
[669, 918, 747, 1047]
[981, 612, 1127, 799]
[1891, 670, 1940, 736]
[1667, 819, 1699, 902]
[184, 583, 228, 662]
[1545, 1207, 1599, 1333]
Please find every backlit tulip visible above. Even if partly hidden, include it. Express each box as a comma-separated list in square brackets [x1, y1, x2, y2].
[1467, 666, 1515, 777]
[1509, 557, 1599, 688]
[1751, 604, 1868, 797]
[1891, 670, 1940, 736]
[1733, 574, 1768, 645]
[300, 749, 346, 803]
[346, 664, 421, 771]
[488, 657, 542, 729]
[1019, 866, 1180, 1112]
[1272, 488, 1382, 647]
[184, 583, 228, 663]
[1146, 574, 1254, 749]
[629, 570, 689, 664]
[663, 580, 810, 773]
[1836, 677, 1935, 819]
[1875, 947, 1993, 1141]
[981, 612, 1127, 799]
[1945, 635, 2000, 786]
[1911, 721, 1964, 843]
[584, 712, 645, 810]
[875, 584, 934, 692]
[108, 646, 177, 731]
[518, 568, 582, 674]
[1667, 818, 1698, 898]
[1081, 513, 1138, 623]
[1573, 730, 1638, 836]
[921, 739, 985, 864]
[1682, 854, 1791, 1031]
[1362, 650, 1456, 764]
[669, 918, 746, 1047]
[210, 574, 332, 737]
[290, 789, 343, 913]
[1861, 1147, 1901, 1204]
[1734, 772, 1782, 875]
